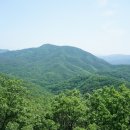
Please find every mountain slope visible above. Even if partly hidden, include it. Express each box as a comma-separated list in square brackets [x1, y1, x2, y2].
[50, 74, 130, 93]
[0, 72, 51, 97]
[0, 44, 111, 86]
[0, 49, 9, 53]
[100, 54, 130, 65]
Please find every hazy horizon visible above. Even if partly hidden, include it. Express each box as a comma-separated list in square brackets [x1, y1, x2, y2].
[1, 43, 130, 56]
[1, 0, 130, 55]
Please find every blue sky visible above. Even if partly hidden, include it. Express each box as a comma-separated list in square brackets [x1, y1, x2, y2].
[0, 0, 130, 55]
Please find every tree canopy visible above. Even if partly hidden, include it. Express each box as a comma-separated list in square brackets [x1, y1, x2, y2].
[0, 74, 130, 130]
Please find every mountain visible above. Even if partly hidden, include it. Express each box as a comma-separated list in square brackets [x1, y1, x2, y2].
[0, 44, 111, 86]
[0, 49, 9, 53]
[100, 54, 130, 65]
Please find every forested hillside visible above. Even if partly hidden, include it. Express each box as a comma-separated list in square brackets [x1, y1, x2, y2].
[0, 73, 52, 130]
[0, 73, 130, 130]
[0, 44, 111, 86]
[0, 44, 130, 93]
[0, 45, 130, 130]
[50, 74, 130, 93]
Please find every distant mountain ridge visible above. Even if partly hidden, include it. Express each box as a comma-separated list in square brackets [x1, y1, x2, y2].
[0, 44, 111, 86]
[100, 54, 130, 65]
[0, 49, 9, 53]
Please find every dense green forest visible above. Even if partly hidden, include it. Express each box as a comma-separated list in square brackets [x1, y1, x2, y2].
[0, 44, 112, 86]
[0, 45, 130, 130]
[0, 44, 130, 91]
[49, 74, 130, 93]
[0, 73, 130, 130]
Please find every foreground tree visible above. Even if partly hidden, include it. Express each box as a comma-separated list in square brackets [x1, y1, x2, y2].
[52, 89, 86, 130]
[0, 77, 28, 130]
[31, 98, 58, 130]
[86, 85, 130, 130]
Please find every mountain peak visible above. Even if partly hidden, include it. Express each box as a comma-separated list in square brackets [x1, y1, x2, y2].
[39, 43, 59, 48]
[0, 44, 111, 86]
